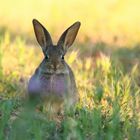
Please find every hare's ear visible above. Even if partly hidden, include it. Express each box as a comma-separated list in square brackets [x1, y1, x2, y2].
[57, 21, 81, 52]
[32, 19, 52, 53]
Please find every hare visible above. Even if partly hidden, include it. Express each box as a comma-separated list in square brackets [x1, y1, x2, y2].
[28, 19, 81, 112]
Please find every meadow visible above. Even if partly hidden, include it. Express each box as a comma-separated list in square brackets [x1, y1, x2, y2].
[0, 0, 140, 140]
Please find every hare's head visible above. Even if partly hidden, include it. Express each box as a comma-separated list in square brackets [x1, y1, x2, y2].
[33, 19, 81, 74]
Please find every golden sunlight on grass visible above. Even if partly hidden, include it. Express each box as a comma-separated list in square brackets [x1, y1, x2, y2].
[96, 52, 111, 74]
[1, 32, 42, 77]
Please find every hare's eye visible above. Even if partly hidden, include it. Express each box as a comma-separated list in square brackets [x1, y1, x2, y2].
[61, 55, 64, 60]
[45, 55, 49, 59]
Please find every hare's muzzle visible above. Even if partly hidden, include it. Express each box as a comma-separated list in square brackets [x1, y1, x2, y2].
[53, 62, 59, 71]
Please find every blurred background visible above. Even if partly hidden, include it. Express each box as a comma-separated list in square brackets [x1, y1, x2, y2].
[0, 0, 140, 46]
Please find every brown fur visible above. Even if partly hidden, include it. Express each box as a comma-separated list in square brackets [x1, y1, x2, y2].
[28, 19, 81, 113]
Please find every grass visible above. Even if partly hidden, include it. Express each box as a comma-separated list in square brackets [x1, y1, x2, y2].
[0, 32, 140, 140]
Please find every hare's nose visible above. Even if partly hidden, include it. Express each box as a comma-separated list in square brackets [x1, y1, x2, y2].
[53, 62, 59, 71]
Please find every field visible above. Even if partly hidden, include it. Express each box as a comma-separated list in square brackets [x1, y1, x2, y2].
[0, 0, 140, 140]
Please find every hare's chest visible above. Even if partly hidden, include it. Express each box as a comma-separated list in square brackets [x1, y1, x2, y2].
[42, 74, 70, 95]
[28, 74, 71, 97]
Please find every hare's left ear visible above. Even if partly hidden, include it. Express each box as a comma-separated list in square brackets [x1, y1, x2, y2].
[57, 22, 81, 52]
[32, 19, 52, 54]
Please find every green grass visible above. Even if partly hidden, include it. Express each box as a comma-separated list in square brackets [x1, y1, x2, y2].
[0, 33, 140, 140]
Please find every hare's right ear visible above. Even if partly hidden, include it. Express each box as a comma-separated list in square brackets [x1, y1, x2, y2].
[32, 19, 52, 54]
[57, 21, 81, 53]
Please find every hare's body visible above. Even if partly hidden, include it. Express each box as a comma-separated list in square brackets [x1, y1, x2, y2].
[28, 19, 80, 110]
[28, 61, 77, 104]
